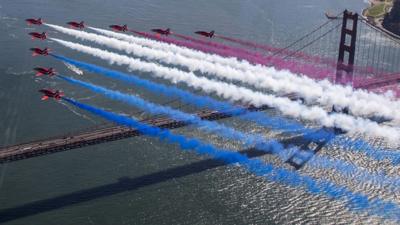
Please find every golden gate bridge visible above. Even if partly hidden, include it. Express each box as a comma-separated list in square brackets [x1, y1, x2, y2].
[1, 10, 399, 168]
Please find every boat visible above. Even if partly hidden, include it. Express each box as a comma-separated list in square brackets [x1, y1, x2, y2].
[325, 11, 339, 20]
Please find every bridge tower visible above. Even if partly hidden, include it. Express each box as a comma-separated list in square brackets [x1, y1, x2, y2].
[336, 10, 358, 85]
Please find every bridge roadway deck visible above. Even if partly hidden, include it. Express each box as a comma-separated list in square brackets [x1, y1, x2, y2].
[0, 106, 271, 163]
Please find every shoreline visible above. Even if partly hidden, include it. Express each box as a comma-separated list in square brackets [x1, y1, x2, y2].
[361, 0, 400, 40]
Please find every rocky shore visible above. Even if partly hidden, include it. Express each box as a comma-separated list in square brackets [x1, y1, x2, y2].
[382, 0, 400, 36]
[362, 0, 400, 38]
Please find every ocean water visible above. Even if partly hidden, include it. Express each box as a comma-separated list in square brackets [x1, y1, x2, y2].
[1, 0, 396, 224]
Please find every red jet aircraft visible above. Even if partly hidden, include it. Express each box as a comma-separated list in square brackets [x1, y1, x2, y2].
[26, 18, 43, 26]
[28, 32, 46, 40]
[33, 67, 56, 76]
[151, 28, 171, 36]
[109, 24, 128, 32]
[195, 30, 215, 38]
[67, 21, 85, 29]
[30, 47, 50, 56]
[39, 89, 64, 101]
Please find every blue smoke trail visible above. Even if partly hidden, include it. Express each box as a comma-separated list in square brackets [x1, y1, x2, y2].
[58, 75, 281, 152]
[307, 155, 400, 191]
[51, 54, 309, 133]
[59, 75, 400, 191]
[51, 54, 400, 165]
[63, 97, 400, 221]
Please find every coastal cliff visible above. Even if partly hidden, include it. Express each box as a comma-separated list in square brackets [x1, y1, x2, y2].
[383, 0, 400, 35]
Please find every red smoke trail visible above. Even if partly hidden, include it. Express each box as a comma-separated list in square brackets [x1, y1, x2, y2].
[369, 83, 400, 98]
[173, 33, 266, 60]
[216, 34, 335, 66]
[173, 33, 380, 81]
[129, 29, 399, 90]
[215, 34, 389, 79]
[177, 33, 341, 74]
[174, 33, 333, 76]
[354, 72, 400, 89]
[130, 29, 336, 80]
[177, 33, 400, 90]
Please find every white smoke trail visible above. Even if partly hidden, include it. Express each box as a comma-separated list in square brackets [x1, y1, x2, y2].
[87, 26, 400, 123]
[63, 62, 83, 75]
[50, 38, 400, 145]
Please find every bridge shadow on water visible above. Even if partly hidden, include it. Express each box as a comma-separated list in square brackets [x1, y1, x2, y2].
[0, 133, 328, 223]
